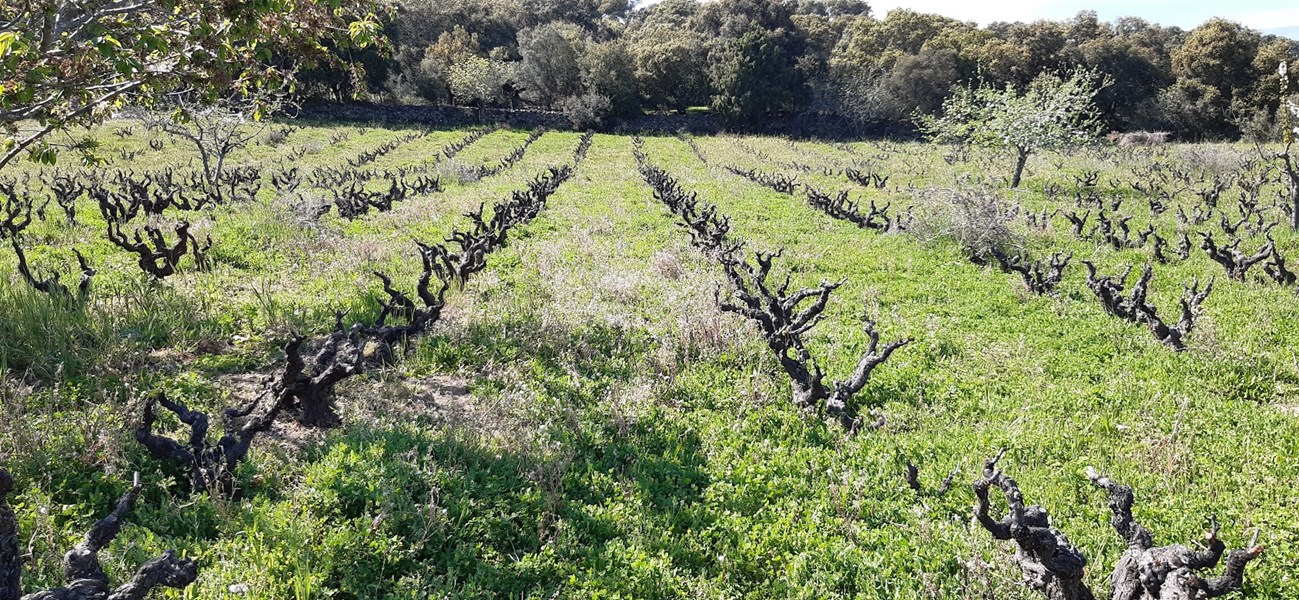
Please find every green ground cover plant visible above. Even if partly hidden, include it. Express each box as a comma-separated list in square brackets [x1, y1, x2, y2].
[1, 122, 1297, 599]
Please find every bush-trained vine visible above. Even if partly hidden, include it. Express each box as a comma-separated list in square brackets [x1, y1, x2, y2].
[2, 124, 1298, 599]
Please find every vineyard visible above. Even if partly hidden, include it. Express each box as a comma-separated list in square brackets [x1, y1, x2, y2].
[1, 123, 1298, 598]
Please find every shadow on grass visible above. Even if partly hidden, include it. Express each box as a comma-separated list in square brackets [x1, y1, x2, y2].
[257, 409, 710, 598]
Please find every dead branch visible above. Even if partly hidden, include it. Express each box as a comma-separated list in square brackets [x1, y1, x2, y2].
[845, 167, 889, 189]
[1087, 467, 1264, 599]
[105, 220, 207, 279]
[1173, 232, 1193, 260]
[1151, 233, 1170, 263]
[265, 328, 365, 428]
[725, 165, 800, 194]
[1, 188, 94, 304]
[8, 241, 94, 305]
[903, 461, 957, 498]
[804, 187, 897, 231]
[1262, 240, 1297, 286]
[41, 171, 85, 225]
[1063, 209, 1090, 238]
[973, 449, 1093, 600]
[1026, 207, 1057, 231]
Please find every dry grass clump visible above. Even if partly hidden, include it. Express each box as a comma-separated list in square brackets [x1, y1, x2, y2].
[650, 249, 684, 279]
[907, 187, 1024, 263]
[435, 159, 483, 185]
[1173, 144, 1245, 176]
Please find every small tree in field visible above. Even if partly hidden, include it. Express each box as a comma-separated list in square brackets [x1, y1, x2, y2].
[919, 70, 1106, 188]
[448, 55, 513, 121]
[134, 93, 283, 187]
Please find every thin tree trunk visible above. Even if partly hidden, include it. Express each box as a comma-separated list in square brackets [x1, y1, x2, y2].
[1283, 153, 1293, 231]
[1011, 149, 1029, 188]
[197, 144, 215, 188]
[1291, 184, 1298, 231]
[1282, 147, 1299, 231]
[214, 146, 227, 187]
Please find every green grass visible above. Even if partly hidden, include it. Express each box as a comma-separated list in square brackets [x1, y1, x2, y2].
[1, 121, 1297, 598]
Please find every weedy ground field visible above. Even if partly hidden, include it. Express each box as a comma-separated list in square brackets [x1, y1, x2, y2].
[1, 122, 1297, 599]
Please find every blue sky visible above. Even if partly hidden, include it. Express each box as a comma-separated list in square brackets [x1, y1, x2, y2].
[863, 0, 1299, 31]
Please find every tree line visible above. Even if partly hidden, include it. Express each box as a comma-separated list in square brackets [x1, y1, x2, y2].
[300, 0, 1299, 139]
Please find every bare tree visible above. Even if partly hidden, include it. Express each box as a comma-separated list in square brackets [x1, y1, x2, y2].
[804, 187, 899, 232]
[1063, 209, 1090, 238]
[1199, 232, 1272, 281]
[1262, 240, 1297, 285]
[132, 94, 283, 189]
[105, 220, 209, 280]
[991, 250, 1071, 295]
[724, 165, 800, 194]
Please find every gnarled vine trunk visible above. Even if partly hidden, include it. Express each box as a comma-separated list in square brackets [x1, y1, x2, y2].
[973, 450, 1263, 600]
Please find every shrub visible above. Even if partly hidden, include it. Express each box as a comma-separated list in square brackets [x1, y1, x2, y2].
[435, 160, 483, 185]
[909, 187, 1023, 264]
[558, 93, 613, 129]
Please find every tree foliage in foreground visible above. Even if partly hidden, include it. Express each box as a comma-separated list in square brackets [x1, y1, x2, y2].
[918, 69, 1106, 188]
[0, 0, 387, 172]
